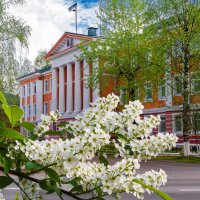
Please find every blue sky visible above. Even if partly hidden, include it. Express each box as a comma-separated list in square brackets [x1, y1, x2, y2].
[11, 0, 99, 63]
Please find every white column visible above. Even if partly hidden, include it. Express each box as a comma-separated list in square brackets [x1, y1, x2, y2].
[74, 61, 81, 112]
[20, 86, 23, 109]
[36, 80, 43, 120]
[83, 60, 90, 110]
[92, 61, 99, 102]
[52, 68, 57, 111]
[24, 84, 28, 120]
[66, 63, 73, 112]
[59, 66, 65, 113]
[30, 82, 34, 121]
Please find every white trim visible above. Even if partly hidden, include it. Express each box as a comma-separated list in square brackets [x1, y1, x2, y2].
[172, 113, 183, 135]
[144, 82, 153, 102]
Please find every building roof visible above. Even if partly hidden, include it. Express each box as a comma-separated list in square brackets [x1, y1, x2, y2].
[17, 66, 51, 81]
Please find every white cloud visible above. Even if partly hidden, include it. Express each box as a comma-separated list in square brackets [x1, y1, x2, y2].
[10, 0, 98, 64]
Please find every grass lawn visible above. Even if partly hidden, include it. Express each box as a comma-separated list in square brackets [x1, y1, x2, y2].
[152, 156, 200, 164]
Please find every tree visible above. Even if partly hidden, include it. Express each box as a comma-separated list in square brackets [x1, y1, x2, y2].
[34, 49, 51, 70]
[80, 0, 161, 101]
[0, 0, 31, 93]
[19, 57, 34, 76]
[0, 91, 177, 200]
[144, 0, 200, 156]
[80, 0, 200, 157]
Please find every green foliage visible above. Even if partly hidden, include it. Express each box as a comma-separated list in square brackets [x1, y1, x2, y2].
[34, 49, 51, 70]
[45, 168, 60, 184]
[0, 0, 31, 93]
[133, 179, 173, 200]
[20, 122, 35, 132]
[0, 176, 13, 188]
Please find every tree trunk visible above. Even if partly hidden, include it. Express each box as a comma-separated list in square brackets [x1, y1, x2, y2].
[182, 2, 192, 157]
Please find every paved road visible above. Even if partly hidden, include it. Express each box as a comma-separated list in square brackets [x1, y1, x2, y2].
[2, 161, 200, 200]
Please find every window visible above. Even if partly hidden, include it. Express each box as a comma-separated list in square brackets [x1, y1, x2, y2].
[33, 104, 37, 116]
[173, 77, 182, 96]
[28, 105, 31, 117]
[193, 113, 200, 132]
[191, 76, 200, 94]
[33, 82, 36, 94]
[44, 102, 48, 115]
[67, 38, 73, 47]
[23, 85, 26, 96]
[144, 82, 153, 102]
[159, 116, 166, 133]
[174, 115, 182, 133]
[28, 83, 31, 96]
[158, 80, 166, 100]
[119, 87, 127, 105]
[133, 85, 139, 100]
[44, 80, 49, 93]
[23, 106, 25, 116]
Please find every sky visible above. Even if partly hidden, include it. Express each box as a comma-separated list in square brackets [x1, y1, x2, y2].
[10, 0, 99, 64]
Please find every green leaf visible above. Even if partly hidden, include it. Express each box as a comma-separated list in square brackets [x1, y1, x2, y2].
[45, 168, 60, 184]
[21, 122, 35, 132]
[25, 162, 41, 171]
[3, 157, 13, 174]
[39, 179, 60, 194]
[10, 106, 24, 126]
[42, 130, 64, 137]
[99, 154, 109, 166]
[1, 105, 24, 126]
[0, 122, 5, 128]
[0, 91, 8, 105]
[0, 176, 13, 188]
[117, 134, 127, 141]
[132, 179, 173, 200]
[0, 128, 27, 141]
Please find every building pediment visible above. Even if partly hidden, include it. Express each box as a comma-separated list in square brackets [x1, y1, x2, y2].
[45, 32, 93, 60]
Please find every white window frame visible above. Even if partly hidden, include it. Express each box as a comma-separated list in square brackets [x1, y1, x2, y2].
[50, 101, 52, 112]
[43, 102, 48, 115]
[23, 106, 26, 117]
[44, 80, 49, 93]
[33, 104, 37, 116]
[28, 105, 31, 117]
[28, 83, 31, 96]
[119, 87, 127, 105]
[23, 85, 26, 97]
[33, 82, 36, 94]
[144, 82, 153, 102]
[159, 115, 166, 133]
[191, 76, 200, 95]
[173, 76, 182, 96]
[192, 112, 200, 134]
[173, 114, 183, 135]
[158, 81, 166, 100]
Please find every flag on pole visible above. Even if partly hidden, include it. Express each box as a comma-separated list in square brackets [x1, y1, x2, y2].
[68, 3, 77, 12]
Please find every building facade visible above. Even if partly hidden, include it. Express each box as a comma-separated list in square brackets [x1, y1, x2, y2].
[18, 29, 200, 145]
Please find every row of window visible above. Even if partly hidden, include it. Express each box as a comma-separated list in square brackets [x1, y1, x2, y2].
[120, 77, 200, 104]
[23, 102, 52, 117]
[157, 114, 200, 134]
[22, 79, 52, 97]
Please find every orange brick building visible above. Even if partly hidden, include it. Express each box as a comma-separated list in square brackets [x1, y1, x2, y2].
[18, 28, 200, 145]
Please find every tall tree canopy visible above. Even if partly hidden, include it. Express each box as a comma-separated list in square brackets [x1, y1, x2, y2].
[80, 0, 200, 156]
[34, 49, 51, 70]
[0, 0, 31, 93]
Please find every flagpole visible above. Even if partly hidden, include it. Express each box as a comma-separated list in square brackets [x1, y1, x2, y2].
[75, 5, 77, 33]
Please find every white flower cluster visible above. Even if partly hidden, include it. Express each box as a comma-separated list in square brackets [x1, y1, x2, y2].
[9, 93, 178, 199]
[35, 111, 61, 136]
[0, 191, 5, 200]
